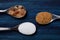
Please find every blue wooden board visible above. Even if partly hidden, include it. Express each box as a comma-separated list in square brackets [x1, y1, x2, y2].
[0, 0, 60, 40]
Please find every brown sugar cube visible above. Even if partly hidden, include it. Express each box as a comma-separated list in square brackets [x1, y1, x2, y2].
[36, 12, 52, 25]
[8, 5, 26, 18]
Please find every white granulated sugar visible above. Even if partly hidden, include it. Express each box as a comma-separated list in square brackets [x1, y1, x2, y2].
[18, 22, 36, 35]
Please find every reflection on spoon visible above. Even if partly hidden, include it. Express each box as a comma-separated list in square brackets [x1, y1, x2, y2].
[50, 14, 60, 22]
[0, 5, 26, 18]
[0, 22, 36, 35]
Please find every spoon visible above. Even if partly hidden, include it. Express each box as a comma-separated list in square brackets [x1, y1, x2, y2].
[50, 14, 60, 23]
[0, 22, 36, 35]
[0, 5, 26, 18]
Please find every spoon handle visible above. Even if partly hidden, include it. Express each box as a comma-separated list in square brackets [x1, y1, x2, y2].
[57, 15, 60, 18]
[53, 14, 60, 19]
[0, 9, 7, 12]
[0, 27, 10, 31]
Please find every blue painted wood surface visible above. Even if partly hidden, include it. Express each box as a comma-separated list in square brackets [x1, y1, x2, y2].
[0, 0, 60, 40]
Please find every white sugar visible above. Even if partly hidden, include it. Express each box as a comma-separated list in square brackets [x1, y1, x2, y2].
[18, 22, 36, 35]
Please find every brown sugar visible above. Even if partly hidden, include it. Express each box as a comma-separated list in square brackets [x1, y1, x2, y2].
[8, 5, 26, 18]
[36, 12, 52, 24]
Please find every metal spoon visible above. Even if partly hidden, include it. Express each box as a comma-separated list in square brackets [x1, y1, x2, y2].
[0, 22, 36, 35]
[50, 14, 60, 23]
[0, 5, 26, 18]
